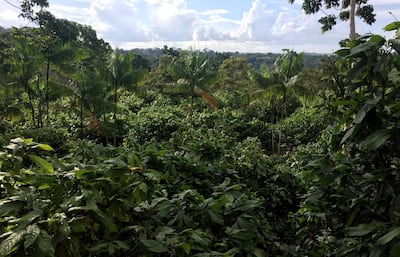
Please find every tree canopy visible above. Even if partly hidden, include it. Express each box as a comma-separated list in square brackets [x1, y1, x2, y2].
[288, 0, 376, 40]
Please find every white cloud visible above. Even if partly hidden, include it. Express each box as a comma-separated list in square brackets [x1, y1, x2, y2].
[151, 6, 198, 40]
[2, 0, 398, 53]
[237, 0, 277, 41]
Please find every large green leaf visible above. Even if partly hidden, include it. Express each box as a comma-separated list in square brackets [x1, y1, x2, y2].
[360, 129, 391, 151]
[376, 227, 400, 245]
[0, 229, 26, 257]
[23, 224, 40, 249]
[30, 143, 54, 151]
[0, 201, 25, 216]
[37, 230, 55, 257]
[344, 223, 381, 237]
[180, 243, 191, 255]
[384, 21, 400, 31]
[141, 239, 168, 253]
[28, 154, 54, 174]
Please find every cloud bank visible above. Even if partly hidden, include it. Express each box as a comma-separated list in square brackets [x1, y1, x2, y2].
[0, 0, 399, 53]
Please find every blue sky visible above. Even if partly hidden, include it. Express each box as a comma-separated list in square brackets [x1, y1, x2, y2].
[0, 0, 399, 53]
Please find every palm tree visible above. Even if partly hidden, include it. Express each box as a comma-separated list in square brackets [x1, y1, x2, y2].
[108, 49, 136, 145]
[173, 49, 217, 124]
[250, 50, 305, 154]
[6, 29, 44, 127]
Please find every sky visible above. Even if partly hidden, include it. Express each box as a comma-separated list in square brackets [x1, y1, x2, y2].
[0, 0, 399, 53]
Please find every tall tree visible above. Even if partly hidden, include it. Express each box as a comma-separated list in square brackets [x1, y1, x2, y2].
[5, 28, 44, 127]
[217, 57, 252, 91]
[17, 0, 49, 22]
[108, 49, 136, 145]
[288, 0, 376, 40]
[173, 50, 217, 123]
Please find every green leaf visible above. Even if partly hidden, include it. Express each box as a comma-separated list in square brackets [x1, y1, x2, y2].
[335, 48, 350, 57]
[141, 239, 168, 253]
[252, 248, 265, 257]
[75, 169, 95, 179]
[114, 240, 129, 250]
[28, 155, 54, 174]
[0, 229, 26, 257]
[390, 241, 400, 257]
[384, 21, 400, 31]
[31, 144, 54, 151]
[181, 243, 191, 255]
[156, 226, 175, 241]
[344, 223, 381, 237]
[354, 108, 366, 124]
[376, 227, 400, 245]
[360, 129, 391, 151]
[0, 200, 25, 216]
[38, 184, 51, 190]
[24, 224, 40, 249]
[369, 35, 385, 47]
[37, 230, 55, 257]
[340, 126, 356, 145]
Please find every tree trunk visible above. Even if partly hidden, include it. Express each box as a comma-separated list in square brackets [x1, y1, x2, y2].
[113, 82, 118, 146]
[189, 83, 194, 125]
[25, 82, 36, 127]
[45, 58, 50, 126]
[271, 100, 275, 154]
[349, 0, 356, 40]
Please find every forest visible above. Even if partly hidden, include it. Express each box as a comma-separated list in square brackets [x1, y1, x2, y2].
[0, 0, 400, 257]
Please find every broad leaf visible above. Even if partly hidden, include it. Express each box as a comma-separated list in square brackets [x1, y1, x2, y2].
[181, 243, 191, 255]
[376, 227, 400, 245]
[31, 144, 54, 151]
[384, 21, 400, 31]
[141, 239, 168, 253]
[360, 129, 391, 151]
[37, 230, 55, 257]
[0, 229, 26, 257]
[344, 223, 381, 237]
[0, 201, 25, 216]
[28, 155, 54, 174]
[24, 224, 40, 249]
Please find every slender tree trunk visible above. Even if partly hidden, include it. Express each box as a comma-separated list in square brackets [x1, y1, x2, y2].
[80, 97, 83, 135]
[189, 83, 194, 125]
[271, 100, 275, 154]
[45, 57, 50, 126]
[349, 0, 356, 40]
[36, 78, 43, 128]
[113, 82, 118, 146]
[25, 82, 36, 127]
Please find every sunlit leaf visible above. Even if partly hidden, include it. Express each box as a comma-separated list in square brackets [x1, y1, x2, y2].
[0, 229, 26, 257]
[28, 154, 54, 174]
[181, 243, 191, 255]
[32, 144, 54, 151]
[384, 21, 400, 31]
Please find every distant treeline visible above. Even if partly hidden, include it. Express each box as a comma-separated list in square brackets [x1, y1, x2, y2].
[128, 47, 327, 70]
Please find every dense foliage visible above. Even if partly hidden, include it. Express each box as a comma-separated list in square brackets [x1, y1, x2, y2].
[1, 2, 400, 256]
